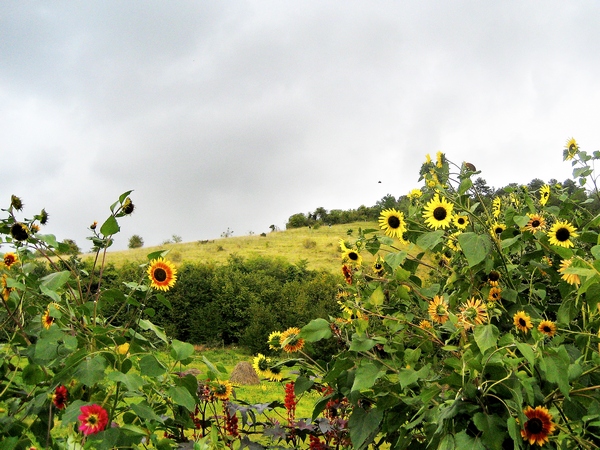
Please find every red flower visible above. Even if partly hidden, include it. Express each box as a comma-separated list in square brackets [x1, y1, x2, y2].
[52, 385, 68, 410]
[78, 404, 108, 435]
[284, 382, 297, 424]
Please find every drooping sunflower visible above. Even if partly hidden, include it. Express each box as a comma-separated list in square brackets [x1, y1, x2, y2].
[39, 208, 49, 225]
[458, 298, 488, 330]
[10, 195, 23, 211]
[488, 270, 501, 286]
[267, 331, 282, 350]
[378, 209, 407, 241]
[558, 258, 580, 286]
[428, 295, 449, 324]
[564, 137, 578, 161]
[538, 320, 557, 338]
[514, 311, 533, 333]
[520, 406, 556, 446]
[252, 354, 272, 379]
[279, 327, 305, 353]
[3, 252, 18, 269]
[547, 220, 579, 248]
[265, 364, 283, 382]
[147, 258, 177, 291]
[121, 197, 135, 215]
[10, 223, 29, 241]
[422, 194, 454, 230]
[492, 197, 501, 218]
[488, 287, 502, 302]
[453, 214, 469, 230]
[539, 185, 550, 206]
[490, 222, 506, 238]
[446, 231, 462, 252]
[523, 214, 546, 233]
[211, 380, 233, 400]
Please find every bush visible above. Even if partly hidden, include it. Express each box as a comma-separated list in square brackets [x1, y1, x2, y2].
[128, 234, 144, 248]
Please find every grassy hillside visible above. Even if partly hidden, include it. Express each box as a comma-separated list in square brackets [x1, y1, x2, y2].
[84, 221, 379, 272]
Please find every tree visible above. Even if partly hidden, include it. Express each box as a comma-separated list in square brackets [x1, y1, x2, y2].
[171, 234, 182, 243]
[60, 239, 80, 255]
[128, 235, 144, 249]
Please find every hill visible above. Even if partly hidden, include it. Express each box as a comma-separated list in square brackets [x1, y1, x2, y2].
[83, 221, 379, 272]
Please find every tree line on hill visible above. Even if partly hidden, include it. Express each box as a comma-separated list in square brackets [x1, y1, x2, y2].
[285, 176, 600, 229]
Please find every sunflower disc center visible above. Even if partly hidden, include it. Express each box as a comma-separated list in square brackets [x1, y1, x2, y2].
[348, 252, 359, 261]
[556, 228, 570, 242]
[519, 318, 527, 327]
[388, 216, 401, 229]
[154, 268, 167, 282]
[433, 207, 447, 221]
[531, 220, 540, 227]
[525, 417, 544, 434]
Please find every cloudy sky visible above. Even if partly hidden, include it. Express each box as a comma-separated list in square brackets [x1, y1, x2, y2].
[2, 1, 600, 251]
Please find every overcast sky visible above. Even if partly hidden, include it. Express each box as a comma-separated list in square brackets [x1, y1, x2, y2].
[2, 1, 599, 251]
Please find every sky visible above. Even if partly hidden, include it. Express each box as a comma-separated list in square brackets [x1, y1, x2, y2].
[2, 1, 600, 251]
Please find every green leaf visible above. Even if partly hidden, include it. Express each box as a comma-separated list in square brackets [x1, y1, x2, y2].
[300, 318, 332, 342]
[458, 178, 473, 195]
[22, 364, 45, 386]
[139, 354, 167, 377]
[39, 284, 61, 303]
[417, 230, 445, 250]
[202, 356, 224, 379]
[438, 435, 455, 450]
[349, 334, 377, 352]
[119, 190, 134, 203]
[454, 431, 486, 450]
[539, 347, 570, 399]
[457, 232, 492, 267]
[515, 342, 535, 367]
[368, 285, 384, 306]
[352, 362, 384, 392]
[384, 251, 407, 270]
[348, 407, 383, 450]
[513, 215, 530, 228]
[40, 271, 71, 290]
[168, 386, 196, 411]
[130, 401, 164, 423]
[138, 319, 168, 343]
[294, 375, 314, 395]
[592, 245, 600, 260]
[74, 356, 108, 387]
[100, 215, 120, 236]
[170, 339, 195, 361]
[473, 324, 499, 354]
[107, 371, 146, 392]
[155, 293, 172, 309]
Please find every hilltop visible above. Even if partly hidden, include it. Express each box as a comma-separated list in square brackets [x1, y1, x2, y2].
[83, 221, 379, 272]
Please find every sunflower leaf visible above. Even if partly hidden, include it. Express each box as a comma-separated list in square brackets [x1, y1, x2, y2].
[100, 215, 120, 236]
[457, 232, 492, 267]
[300, 318, 332, 342]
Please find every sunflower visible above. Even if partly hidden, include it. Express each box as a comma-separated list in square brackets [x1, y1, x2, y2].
[379, 209, 407, 241]
[1, 275, 12, 301]
[122, 197, 135, 215]
[490, 222, 506, 238]
[436, 151, 444, 168]
[539, 185, 550, 206]
[147, 258, 177, 291]
[564, 137, 578, 161]
[372, 259, 385, 277]
[116, 343, 130, 355]
[419, 320, 433, 329]
[42, 309, 55, 330]
[341, 264, 353, 284]
[267, 331, 282, 350]
[488, 270, 501, 286]
[341, 248, 362, 266]
[279, 327, 305, 353]
[459, 298, 488, 330]
[425, 154, 432, 164]
[252, 354, 272, 378]
[538, 320, 557, 338]
[3, 252, 18, 269]
[523, 214, 546, 233]
[265, 365, 283, 382]
[547, 220, 578, 248]
[30, 224, 40, 233]
[211, 380, 233, 400]
[10, 195, 23, 211]
[446, 231, 462, 252]
[10, 223, 29, 241]
[39, 208, 49, 225]
[407, 189, 423, 200]
[558, 258, 580, 286]
[422, 194, 454, 230]
[492, 197, 501, 218]
[488, 287, 502, 302]
[514, 311, 533, 333]
[428, 296, 449, 324]
[453, 215, 469, 230]
[520, 406, 556, 446]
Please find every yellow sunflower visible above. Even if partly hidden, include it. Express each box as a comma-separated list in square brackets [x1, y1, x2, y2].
[1, 274, 12, 301]
[211, 380, 233, 400]
[279, 327, 305, 353]
[458, 298, 488, 330]
[558, 258, 580, 286]
[341, 248, 362, 266]
[538, 320, 557, 338]
[378, 209, 407, 241]
[523, 214, 546, 233]
[436, 151, 444, 168]
[539, 185, 550, 206]
[427, 295, 449, 324]
[488, 287, 502, 302]
[253, 353, 272, 378]
[564, 137, 578, 161]
[446, 231, 462, 252]
[419, 320, 433, 329]
[492, 197, 501, 218]
[372, 259, 385, 277]
[453, 214, 469, 230]
[521, 406, 556, 446]
[422, 194, 454, 230]
[3, 252, 18, 269]
[147, 258, 177, 291]
[116, 343, 130, 355]
[425, 154, 432, 164]
[407, 189, 423, 200]
[490, 222, 506, 238]
[267, 331, 282, 350]
[513, 311, 533, 333]
[547, 220, 579, 248]
[42, 309, 55, 330]
[488, 270, 501, 286]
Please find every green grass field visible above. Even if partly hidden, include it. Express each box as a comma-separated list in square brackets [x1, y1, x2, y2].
[84, 221, 380, 272]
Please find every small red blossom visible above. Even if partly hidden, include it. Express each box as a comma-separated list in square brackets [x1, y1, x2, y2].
[284, 382, 297, 424]
[52, 385, 68, 410]
[78, 404, 108, 436]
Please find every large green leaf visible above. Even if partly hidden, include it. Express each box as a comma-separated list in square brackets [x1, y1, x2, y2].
[74, 355, 108, 387]
[473, 324, 499, 354]
[300, 318, 332, 342]
[168, 386, 196, 411]
[40, 271, 71, 290]
[348, 407, 383, 450]
[457, 232, 492, 267]
[170, 339, 195, 361]
[351, 361, 384, 392]
[417, 230, 445, 250]
[100, 215, 120, 236]
[139, 354, 167, 377]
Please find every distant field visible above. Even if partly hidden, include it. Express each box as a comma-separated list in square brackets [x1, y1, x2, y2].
[83, 221, 380, 272]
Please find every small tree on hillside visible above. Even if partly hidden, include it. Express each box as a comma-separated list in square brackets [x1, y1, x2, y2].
[128, 234, 144, 249]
